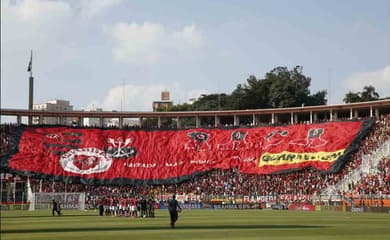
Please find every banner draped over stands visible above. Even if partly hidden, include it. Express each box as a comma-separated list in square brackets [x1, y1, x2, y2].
[0, 119, 374, 185]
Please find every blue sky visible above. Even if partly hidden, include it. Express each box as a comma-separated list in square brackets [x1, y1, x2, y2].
[1, 0, 389, 111]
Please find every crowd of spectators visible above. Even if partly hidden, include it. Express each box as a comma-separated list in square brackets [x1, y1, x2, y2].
[0, 124, 19, 157]
[350, 157, 390, 195]
[1, 114, 390, 203]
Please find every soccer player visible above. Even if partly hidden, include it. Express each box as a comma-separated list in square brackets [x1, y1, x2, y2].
[98, 198, 104, 216]
[130, 197, 137, 218]
[52, 199, 60, 216]
[168, 195, 181, 228]
[148, 197, 155, 218]
[141, 197, 147, 218]
[136, 197, 142, 217]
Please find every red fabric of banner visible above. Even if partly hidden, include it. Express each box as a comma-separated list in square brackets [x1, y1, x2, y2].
[4, 120, 366, 183]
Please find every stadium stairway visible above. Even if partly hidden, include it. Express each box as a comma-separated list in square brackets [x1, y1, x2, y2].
[321, 139, 390, 196]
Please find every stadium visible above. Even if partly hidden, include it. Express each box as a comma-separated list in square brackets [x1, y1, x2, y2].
[2, 1, 390, 240]
[1, 100, 390, 240]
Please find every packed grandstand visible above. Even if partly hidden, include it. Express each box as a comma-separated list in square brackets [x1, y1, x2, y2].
[0, 111, 389, 213]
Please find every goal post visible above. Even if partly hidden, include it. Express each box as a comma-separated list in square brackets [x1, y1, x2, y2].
[29, 192, 86, 211]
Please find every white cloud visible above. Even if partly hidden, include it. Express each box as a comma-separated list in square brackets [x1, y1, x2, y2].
[88, 84, 208, 111]
[1, 0, 76, 59]
[79, 0, 122, 19]
[344, 65, 390, 97]
[104, 22, 204, 64]
[1, 0, 73, 40]
[3, 0, 72, 21]
[1, 0, 122, 21]
[1, 0, 76, 107]
[1, 0, 126, 108]
[1, 0, 209, 111]
[1, 0, 121, 49]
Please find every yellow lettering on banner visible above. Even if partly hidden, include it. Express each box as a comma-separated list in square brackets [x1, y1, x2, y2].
[259, 149, 345, 167]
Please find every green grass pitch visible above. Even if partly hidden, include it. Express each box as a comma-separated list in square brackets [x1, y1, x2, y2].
[1, 209, 390, 240]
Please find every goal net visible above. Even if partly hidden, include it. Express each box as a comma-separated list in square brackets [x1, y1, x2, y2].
[29, 192, 86, 211]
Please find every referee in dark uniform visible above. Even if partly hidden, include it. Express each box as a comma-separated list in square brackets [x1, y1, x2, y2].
[168, 195, 182, 228]
[52, 199, 61, 216]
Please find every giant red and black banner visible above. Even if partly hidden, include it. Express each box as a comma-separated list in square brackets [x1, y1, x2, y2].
[0, 119, 373, 185]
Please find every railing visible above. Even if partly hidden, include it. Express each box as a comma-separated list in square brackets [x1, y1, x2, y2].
[361, 140, 390, 175]
[322, 139, 390, 195]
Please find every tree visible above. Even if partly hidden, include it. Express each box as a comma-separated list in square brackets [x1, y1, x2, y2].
[306, 90, 328, 106]
[343, 85, 380, 103]
[234, 75, 272, 109]
[238, 66, 326, 108]
[343, 92, 362, 103]
[167, 65, 327, 111]
[361, 85, 380, 101]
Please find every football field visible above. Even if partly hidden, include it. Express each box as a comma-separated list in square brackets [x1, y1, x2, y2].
[1, 209, 389, 240]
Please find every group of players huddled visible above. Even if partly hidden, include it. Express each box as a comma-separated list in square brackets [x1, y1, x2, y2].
[98, 196, 156, 218]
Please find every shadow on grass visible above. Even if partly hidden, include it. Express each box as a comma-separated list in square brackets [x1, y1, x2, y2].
[1, 214, 96, 218]
[1, 215, 165, 219]
[2, 225, 326, 234]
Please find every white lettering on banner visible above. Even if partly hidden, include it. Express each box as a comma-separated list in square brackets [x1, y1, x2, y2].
[256, 196, 277, 202]
[351, 207, 364, 212]
[124, 163, 157, 168]
[180, 204, 201, 209]
[165, 161, 184, 167]
[243, 158, 256, 162]
[190, 160, 216, 165]
[279, 195, 311, 201]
